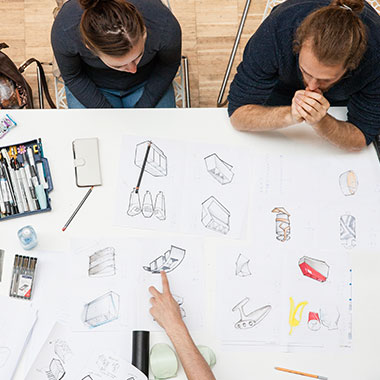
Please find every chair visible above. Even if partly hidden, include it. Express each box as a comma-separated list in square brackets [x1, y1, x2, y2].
[52, 0, 190, 108]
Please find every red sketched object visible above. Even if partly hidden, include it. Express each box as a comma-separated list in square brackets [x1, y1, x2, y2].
[298, 256, 329, 282]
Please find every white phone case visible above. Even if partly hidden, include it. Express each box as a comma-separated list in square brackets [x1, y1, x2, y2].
[72, 138, 102, 187]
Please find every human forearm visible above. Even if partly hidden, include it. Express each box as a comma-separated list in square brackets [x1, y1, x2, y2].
[230, 104, 297, 131]
[166, 322, 216, 380]
[312, 114, 366, 151]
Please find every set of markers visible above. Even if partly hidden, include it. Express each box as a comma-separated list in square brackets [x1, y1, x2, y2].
[0, 138, 53, 220]
[9, 254, 37, 300]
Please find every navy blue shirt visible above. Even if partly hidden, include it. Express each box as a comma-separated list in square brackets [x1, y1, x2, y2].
[51, 0, 181, 108]
[228, 0, 380, 144]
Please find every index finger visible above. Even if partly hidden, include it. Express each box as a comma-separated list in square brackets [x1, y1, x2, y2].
[161, 271, 171, 294]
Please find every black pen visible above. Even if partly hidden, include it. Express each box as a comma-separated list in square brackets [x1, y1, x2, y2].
[135, 141, 152, 194]
[1, 159, 18, 214]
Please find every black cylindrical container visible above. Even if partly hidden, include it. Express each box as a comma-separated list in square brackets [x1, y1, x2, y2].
[132, 330, 150, 376]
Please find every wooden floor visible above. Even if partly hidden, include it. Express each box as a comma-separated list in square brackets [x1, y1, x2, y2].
[0, 0, 270, 108]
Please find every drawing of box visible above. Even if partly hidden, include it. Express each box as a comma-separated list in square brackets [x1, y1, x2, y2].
[135, 141, 167, 177]
[83, 291, 120, 328]
[201, 196, 230, 235]
[204, 153, 234, 185]
[298, 256, 329, 282]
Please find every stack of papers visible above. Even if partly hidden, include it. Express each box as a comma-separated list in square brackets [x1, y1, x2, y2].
[0, 296, 38, 379]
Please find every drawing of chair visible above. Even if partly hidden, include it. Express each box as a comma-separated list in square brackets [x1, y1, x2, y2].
[232, 297, 271, 329]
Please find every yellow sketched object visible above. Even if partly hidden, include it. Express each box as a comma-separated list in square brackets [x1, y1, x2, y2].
[289, 297, 308, 335]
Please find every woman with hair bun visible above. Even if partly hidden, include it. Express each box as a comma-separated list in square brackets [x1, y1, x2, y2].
[51, 0, 181, 108]
[228, 0, 380, 151]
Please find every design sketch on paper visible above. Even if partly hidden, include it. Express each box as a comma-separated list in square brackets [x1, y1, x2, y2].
[45, 358, 65, 380]
[127, 190, 166, 221]
[235, 254, 252, 277]
[232, 297, 271, 329]
[134, 140, 167, 177]
[271, 207, 291, 242]
[201, 196, 230, 235]
[298, 256, 329, 282]
[54, 340, 73, 364]
[83, 291, 120, 328]
[143, 245, 185, 273]
[82, 376, 93, 380]
[339, 170, 358, 196]
[88, 247, 116, 278]
[340, 214, 356, 249]
[173, 294, 186, 318]
[307, 312, 321, 331]
[204, 153, 234, 185]
[288, 297, 308, 335]
[95, 354, 121, 378]
[320, 307, 340, 330]
[0, 347, 10, 368]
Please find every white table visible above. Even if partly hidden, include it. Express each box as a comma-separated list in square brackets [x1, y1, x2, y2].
[0, 108, 379, 380]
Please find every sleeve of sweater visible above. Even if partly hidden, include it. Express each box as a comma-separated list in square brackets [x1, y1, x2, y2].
[51, 19, 112, 108]
[134, 15, 182, 108]
[227, 18, 280, 116]
[347, 68, 380, 145]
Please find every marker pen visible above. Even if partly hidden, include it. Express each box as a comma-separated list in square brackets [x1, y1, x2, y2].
[0, 166, 11, 215]
[1, 160, 18, 214]
[0, 184, 6, 214]
[14, 160, 29, 212]
[22, 154, 39, 210]
[19, 165, 36, 211]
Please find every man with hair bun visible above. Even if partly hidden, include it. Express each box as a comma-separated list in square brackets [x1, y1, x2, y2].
[228, 0, 380, 151]
[51, 0, 181, 109]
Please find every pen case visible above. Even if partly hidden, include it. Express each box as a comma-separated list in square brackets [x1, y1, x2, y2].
[0, 138, 53, 221]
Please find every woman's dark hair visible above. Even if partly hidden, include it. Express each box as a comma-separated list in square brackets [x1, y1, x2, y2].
[79, 0, 146, 57]
[293, 0, 367, 71]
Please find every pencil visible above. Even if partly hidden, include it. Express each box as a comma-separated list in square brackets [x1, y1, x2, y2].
[274, 367, 327, 380]
[135, 141, 152, 193]
[62, 186, 94, 231]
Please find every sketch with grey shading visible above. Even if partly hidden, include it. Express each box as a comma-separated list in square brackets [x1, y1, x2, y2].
[204, 153, 234, 185]
[232, 297, 271, 330]
[340, 214, 356, 249]
[201, 196, 230, 235]
[88, 247, 116, 278]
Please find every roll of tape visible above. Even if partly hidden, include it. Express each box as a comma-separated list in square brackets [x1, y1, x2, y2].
[150, 343, 178, 380]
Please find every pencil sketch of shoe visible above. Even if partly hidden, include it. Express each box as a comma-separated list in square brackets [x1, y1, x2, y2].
[232, 297, 271, 329]
[173, 294, 186, 318]
[83, 291, 120, 328]
[143, 245, 185, 274]
[135, 140, 167, 177]
[46, 358, 65, 380]
[54, 340, 72, 364]
[340, 214, 356, 249]
[307, 312, 321, 331]
[201, 196, 230, 235]
[320, 307, 340, 330]
[272, 207, 291, 242]
[288, 297, 308, 335]
[339, 170, 358, 196]
[127, 188, 141, 216]
[88, 247, 116, 278]
[154, 191, 166, 220]
[204, 153, 234, 185]
[298, 256, 329, 282]
[235, 254, 252, 277]
[0, 347, 10, 368]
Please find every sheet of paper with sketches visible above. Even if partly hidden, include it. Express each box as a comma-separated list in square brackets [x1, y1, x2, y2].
[0, 296, 38, 379]
[251, 153, 380, 252]
[114, 135, 251, 239]
[69, 236, 205, 332]
[217, 242, 351, 351]
[25, 322, 146, 380]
